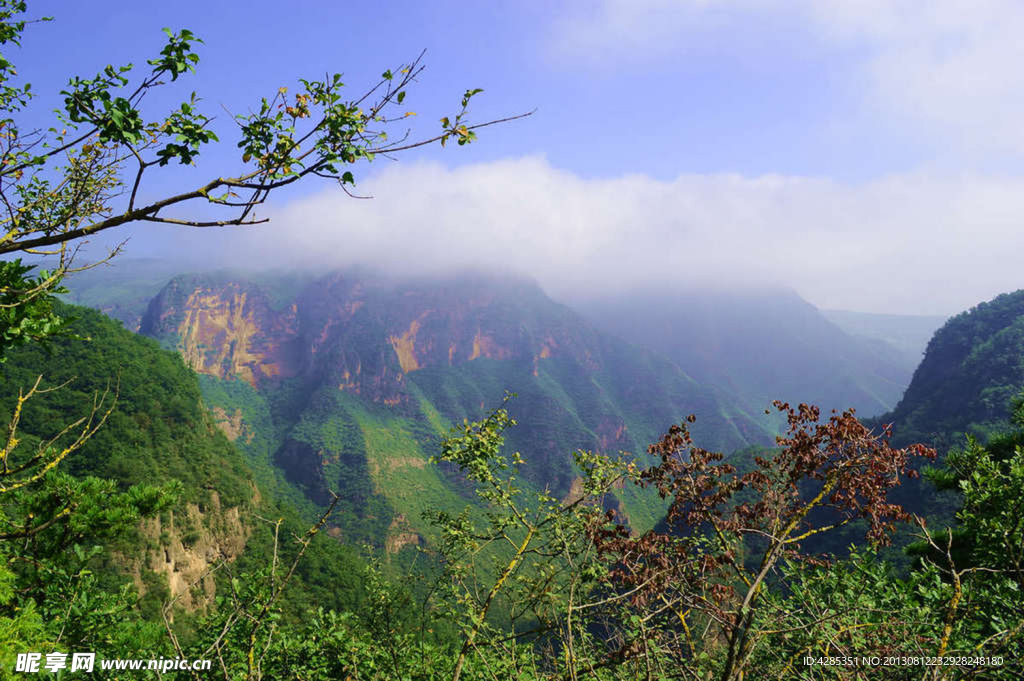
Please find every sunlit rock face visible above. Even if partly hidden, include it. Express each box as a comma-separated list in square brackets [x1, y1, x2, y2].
[141, 272, 623, 409]
[141, 277, 301, 385]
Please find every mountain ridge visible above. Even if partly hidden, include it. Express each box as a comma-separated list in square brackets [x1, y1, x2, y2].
[136, 269, 779, 541]
[62, 262, 934, 545]
[572, 286, 920, 420]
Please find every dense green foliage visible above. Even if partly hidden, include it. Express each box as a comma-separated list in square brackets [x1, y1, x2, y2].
[0, 303, 253, 506]
[163, 397, 1023, 680]
[0, 260, 71, 358]
[880, 289, 1024, 451]
[0, 303, 372, 676]
[863, 290, 1024, 541]
[0, 304, 233, 671]
[1, 472, 177, 672]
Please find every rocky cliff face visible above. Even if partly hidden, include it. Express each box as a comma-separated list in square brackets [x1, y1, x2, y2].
[135, 490, 253, 610]
[140, 270, 774, 541]
[142, 272, 654, 411]
[141, 277, 302, 384]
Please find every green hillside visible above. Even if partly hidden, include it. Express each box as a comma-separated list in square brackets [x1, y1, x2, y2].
[878, 289, 1024, 451]
[0, 303, 255, 507]
[0, 304, 369, 628]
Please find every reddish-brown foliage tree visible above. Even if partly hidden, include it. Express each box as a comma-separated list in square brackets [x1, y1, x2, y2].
[588, 402, 936, 681]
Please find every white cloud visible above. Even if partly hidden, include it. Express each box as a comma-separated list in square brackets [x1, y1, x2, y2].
[236, 157, 1024, 315]
[548, 0, 1024, 154]
[813, 0, 1024, 153]
[551, 0, 732, 61]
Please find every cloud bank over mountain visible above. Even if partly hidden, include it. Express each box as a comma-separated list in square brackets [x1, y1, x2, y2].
[227, 156, 1023, 315]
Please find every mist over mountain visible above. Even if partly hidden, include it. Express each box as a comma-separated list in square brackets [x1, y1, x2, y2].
[60, 261, 934, 541]
[821, 308, 948, 368]
[57, 259, 1024, 542]
[572, 286, 918, 419]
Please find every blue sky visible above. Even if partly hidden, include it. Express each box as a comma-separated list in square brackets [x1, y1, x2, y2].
[20, 1, 1024, 314]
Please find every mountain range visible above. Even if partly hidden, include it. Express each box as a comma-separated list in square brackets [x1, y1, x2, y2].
[133, 269, 773, 541]
[60, 262, 948, 546]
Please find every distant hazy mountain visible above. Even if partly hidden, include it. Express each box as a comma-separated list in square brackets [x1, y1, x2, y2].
[573, 287, 917, 419]
[821, 309, 948, 368]
[62, 258, 195, 331]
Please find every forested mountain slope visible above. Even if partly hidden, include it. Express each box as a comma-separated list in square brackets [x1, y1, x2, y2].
[0, 304, 367, 616]
[0, 304, 256, 606]
[877, 289, 1024, 451]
